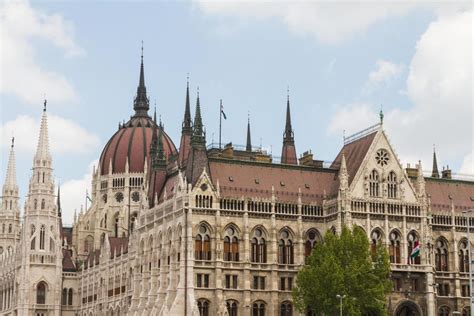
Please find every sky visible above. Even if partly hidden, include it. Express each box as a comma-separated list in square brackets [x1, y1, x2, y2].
[0, 0, 472, 226]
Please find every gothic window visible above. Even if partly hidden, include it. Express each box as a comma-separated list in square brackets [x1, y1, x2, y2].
[9, 200, 12, 210]
[369, 170, 380, 197]
[304, 229, 320, 258]
[278, 230, 294, 264]
[8, 224, 12, 233]
[387, 171, 397, 198]
[375, 149, 389, 166]
[41, 199, 45, 210]
[226, 300, 238, 316]
[371, 229, 383, 259]
[42, 172, 45, 183]
[459, 240, 469, 272]
[251, 228, 267, 263]
[114, 216, 119, 238]
[132, 191, 140, 202]
[39, 225, 45, 250]
[462, 307, 471, 316]
[435, 238, 449, 271]
[68, 288, 73, 305]
[252, 301, 266, 316]
[36, 282, 46, 304]
[115, 192, 124, 203]
[389, 231, 401, 264]
[195, 225, 211, 260]
[407, 231, 421, 265]
[62, 288, 67, 305]
[197, 299, 209, 316]
[31, 237, 36, 250]
[34, 199, 37, 210]
[2, 223, 4, 233]
[280, 301, 293, 316]
[223, 226, 239, 261]
[31, 225, 35, 236]
[438, 306, 450, 316]
[131, 214, 137, 233]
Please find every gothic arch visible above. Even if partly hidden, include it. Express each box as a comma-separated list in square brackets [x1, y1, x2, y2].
[250, 225, 269, 238]
[195, 221, 213, 236]
[394, 300, 422, 316]
[278, 226, 296, 239]
[223, 222, 242, 236]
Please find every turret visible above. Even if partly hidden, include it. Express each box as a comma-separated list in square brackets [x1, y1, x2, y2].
[281, 93, 297, 165]
[431, 146, 440, 178]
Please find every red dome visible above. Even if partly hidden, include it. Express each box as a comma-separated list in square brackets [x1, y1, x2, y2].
[99, 116, 177, 175]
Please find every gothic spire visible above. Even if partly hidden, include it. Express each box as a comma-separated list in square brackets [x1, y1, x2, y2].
[246, 114, 252, 152]
[182, 76, 192, 132]
[281, 92, 297, 165]
[3, 137, 17, 191]
[191, 89, 205, 147]
[35, 100, 51, 162]
[150, 120, 166, 171]
[432, 145, 440, 178]
[57, 184, 62, 217]
[133, 42, 150, 117]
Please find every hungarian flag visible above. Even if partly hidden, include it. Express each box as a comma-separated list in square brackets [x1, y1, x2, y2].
[410, 240, 420, 259]
[220, 102, 227, 120]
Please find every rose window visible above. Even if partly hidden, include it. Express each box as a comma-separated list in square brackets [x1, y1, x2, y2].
[375, 149, 389, 166]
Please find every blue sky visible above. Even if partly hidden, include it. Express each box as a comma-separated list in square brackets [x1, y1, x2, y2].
[0, 0, 472, 225]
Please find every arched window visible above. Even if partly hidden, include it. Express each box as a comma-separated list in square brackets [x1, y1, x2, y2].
[407, 231, 420, 265]
[31, 225, 35, 236]
[387, 171, 397, 198]
[370, 229, 383, 259]
[389, 231, 401, 264]
[8, 224, 12, 233]
[304, 229, 320, 259]
[438, 306, 449, 316]
[50, 237, 55, 252]
[36, 282, 46, 304]
[459, 240, 469, 272]
[34, 199, 38, 210]
[41, 199, 45, 210]
[114, 216, 119, 238]
[280, 301, 293, 316]
[251, 228, 267, 263]
[462, 307, 471, 316]
[369, 170, 380, 197]
[226, 300, 238, 316]
[31, 237, 36, 250]
[435, 238, 449, 271]
[67, 288, 73, 305]
[278, 230, 294, 264]
[195, 225, 211, 260]
[224, 226, 239, 261]
[2, 223, 4, 233]
[197, 299, 209, 316]
[39, 225, 45, 250]
[62, 288, 67, 305]
[252, 301, 266, 316]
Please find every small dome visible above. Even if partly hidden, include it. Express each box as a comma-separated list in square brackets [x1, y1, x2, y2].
[99, 116, 177, 175]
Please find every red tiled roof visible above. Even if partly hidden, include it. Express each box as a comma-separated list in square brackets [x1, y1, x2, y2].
[61, 227, 72, 245]
[331, 131, 378, 185]
[109, 237, 128, 258]
[425, 178, 474, 212]
[62, 249, 76, 272]
[209, 160, 338, 203]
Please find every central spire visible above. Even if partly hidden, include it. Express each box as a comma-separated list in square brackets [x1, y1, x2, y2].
[133, 42, 150, 117]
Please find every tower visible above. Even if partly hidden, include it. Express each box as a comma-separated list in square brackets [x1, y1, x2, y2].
[281, 93, 297, 165]
[16, 102, 63, 316]
[178, 77, 193, 167]
[0, 137, 21, 255]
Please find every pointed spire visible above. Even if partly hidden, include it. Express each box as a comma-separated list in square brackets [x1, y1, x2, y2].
[191, 88, 205, 147]
[339, 153, 349, 190]
[281, 91, 297, 165]
[150, 119, 166, 171]
[35, 100, 51, 161]
[417, 160, 426, 197]
[432, 145, 440, 178]
[182, 75, 192, 132]
[57, 184, 62, 217]
[133, 41, 149, 117]
[3, 137, 17, 190]
[284, 91, 294, 142]
[246, 113, 252, 152]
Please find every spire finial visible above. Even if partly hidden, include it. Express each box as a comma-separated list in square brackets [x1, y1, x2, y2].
[133, 42, 149, 117]
[287, 85, 290, 101]
[379, 105, 384, 124]
[11, 136, 14, 148]
[141, 40, 144, 61]
[43, 99, 47, 112]
[187, 73, 189, 87]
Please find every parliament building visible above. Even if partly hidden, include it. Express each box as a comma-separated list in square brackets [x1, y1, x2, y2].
[0, 55, 472, 316]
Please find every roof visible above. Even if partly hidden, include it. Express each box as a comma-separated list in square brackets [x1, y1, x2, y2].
[61, 227, 72, 245]
[331, 131, 377, 185]
[99, 116, 177, 175]
[209, 159, 338, 203]
[425, 178, 474, 212]
[109, 237, 128, 258]
[62, 249, 76, 272]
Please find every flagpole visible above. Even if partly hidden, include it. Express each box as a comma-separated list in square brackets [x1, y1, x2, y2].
[219, 99, 222, 149]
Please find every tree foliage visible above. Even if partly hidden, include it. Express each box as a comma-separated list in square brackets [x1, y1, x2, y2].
[293, 225, 392, 316]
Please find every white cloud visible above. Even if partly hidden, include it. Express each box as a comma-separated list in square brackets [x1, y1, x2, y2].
[459, 153, 473, 175]
[0, 0, 84, 104]
[61, 160, 97, 226]
[194, 1, 421, 44]
[328, 103, 379, 137]
[0, 114, 100, 155]
[328, 9, 473, 173]
[364, 60, 404, 91]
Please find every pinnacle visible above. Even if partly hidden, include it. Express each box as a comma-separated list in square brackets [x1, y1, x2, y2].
[35, 107, 52, 162]
[3, 137, 18, 191]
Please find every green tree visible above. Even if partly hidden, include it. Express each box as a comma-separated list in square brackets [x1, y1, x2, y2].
[293, 225, 392, 316]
